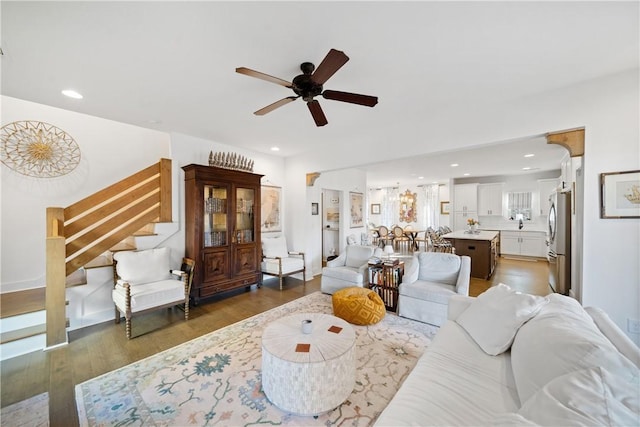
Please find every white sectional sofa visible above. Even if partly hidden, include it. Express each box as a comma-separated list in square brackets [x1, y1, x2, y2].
[375, 285, 640, 426]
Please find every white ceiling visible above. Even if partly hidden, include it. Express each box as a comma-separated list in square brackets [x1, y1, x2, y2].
[2, 1, 638, 187]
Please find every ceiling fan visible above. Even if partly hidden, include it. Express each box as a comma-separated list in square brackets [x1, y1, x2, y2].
[236, 49, 378, 127]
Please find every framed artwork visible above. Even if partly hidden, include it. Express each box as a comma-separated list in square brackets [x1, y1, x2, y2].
[261, 185, 282, 232]
[350, 192, 364, 228]
[440, 201, 450, 215]
[311, 202, 319, 215]
[371, 203, 381, 214]
[600, 170, 640, 218]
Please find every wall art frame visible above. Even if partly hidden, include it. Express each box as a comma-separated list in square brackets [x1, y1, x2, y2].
[311, 202, 319, 215]
[350, 192, 364, 228]
[600, 170, 640, 218]
[261, 185, 282, 232]
[371, 203, 381, 214]
[440, 201, 450, 215]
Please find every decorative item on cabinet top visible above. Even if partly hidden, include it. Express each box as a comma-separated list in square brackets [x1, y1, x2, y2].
[208, 150, 254, 172]
[1, 120, 81, 178]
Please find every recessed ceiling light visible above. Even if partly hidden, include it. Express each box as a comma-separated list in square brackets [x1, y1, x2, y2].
[450, 163, 459, 167]
[463, 173, 470, 176]
[418, 176, 424, 180]
[270, 146, 280, 152]
[61, 89, 83, 99]
[524, 153, 535, 158]
[522, 167, 531, 170]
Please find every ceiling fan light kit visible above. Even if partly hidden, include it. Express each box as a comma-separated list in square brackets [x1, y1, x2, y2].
[236, 49, 378, 127]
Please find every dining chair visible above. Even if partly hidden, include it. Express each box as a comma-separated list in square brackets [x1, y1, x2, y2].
[393, 226, 410, 251]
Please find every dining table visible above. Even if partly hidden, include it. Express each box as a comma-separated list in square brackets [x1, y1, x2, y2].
[402, 229, 425, 251]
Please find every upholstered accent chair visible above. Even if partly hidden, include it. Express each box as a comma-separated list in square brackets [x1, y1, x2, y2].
[112, 247, 194, 339]
[398, 251, 471, 326]
[321, 245, 376, 295]
[260, 235, 305, 290]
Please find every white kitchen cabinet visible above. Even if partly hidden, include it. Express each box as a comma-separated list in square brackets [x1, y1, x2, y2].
[478, 183, 504, 216]
[453, 183, 478, 229]
[500, 230, 546, 257]
[454, 183, 478, 212]
[537, 178, 559, 217]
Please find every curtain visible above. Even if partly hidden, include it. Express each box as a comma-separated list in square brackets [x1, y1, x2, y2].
[381, 187, 399, 226]
[421, 184, 440, 229]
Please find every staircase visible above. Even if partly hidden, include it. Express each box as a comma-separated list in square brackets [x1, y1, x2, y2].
[0, 159, 173, 356]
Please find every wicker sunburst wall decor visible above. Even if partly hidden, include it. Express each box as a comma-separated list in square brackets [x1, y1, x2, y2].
[1, 120, 81, 178]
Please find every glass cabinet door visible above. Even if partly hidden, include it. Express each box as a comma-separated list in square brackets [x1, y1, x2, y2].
[204, 185, 228, 247]
[235, 187, 255, 244]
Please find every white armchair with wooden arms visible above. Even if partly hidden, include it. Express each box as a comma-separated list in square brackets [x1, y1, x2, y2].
[260, 235, 306, 290]
[112, 247, 194, 339]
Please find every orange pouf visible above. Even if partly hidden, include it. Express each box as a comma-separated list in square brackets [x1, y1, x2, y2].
[332, 287, 386, 326]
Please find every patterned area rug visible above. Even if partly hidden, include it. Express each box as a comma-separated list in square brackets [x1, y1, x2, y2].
[76, 291, 438, 426]
[1, 392, 49, 426]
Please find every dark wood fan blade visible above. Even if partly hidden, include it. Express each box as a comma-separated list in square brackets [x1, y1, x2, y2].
[236, 67, 292, 88]
[254, 97, 298, 116]
[307, 100, 328, 127]
[322, 90, 379, 107]
[311, 49, 349, 85]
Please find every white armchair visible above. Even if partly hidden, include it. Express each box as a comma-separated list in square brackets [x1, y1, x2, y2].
[321, 245, 377, 295]
[260, 235, 305, 290]
[112, 247, 194, 339]
[397, 251, 470, 326]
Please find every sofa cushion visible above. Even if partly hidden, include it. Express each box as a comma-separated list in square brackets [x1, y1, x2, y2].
[374, 321, 520, 426]
[262, 235, 288, 258]
[511, 293, 638, 404]
[456, 283, 548, 356]
[113, 247, 172, 286]
[416, 252, 460, 286]
[518, 366, 640, 426]
[344, 245, 374, 268]
[399, 280, 456, 305]
[261, 257, 304, 275]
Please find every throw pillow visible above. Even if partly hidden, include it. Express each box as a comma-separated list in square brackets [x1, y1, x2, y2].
[456, 283, 548, 356]
[518, 366, 640, 426]
[114, 247, 172, 285]
[262, 236, 288, 258]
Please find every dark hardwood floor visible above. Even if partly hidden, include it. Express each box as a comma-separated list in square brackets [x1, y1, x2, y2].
[0, 255, 549, 426]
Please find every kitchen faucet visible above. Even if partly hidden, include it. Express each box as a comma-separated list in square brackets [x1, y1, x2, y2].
[518, 218, 524, 230]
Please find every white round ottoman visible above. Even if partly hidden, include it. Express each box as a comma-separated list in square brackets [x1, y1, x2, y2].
[261, 313, 356, 416]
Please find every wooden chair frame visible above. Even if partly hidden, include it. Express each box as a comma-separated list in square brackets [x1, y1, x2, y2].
[113, 257, 194, 339]
[260, 251, 306, 290]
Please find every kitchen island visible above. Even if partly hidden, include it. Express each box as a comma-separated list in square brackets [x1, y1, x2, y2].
[442, 230, 499, 279]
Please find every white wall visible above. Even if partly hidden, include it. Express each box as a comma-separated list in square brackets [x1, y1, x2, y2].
[1, 96, 171, 292]
[286, 68, 640, 344]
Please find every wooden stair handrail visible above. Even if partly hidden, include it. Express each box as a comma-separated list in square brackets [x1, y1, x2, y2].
[45, 158, 172, 348]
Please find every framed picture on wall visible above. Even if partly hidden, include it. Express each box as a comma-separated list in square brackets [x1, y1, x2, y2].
[350, 192, 364, 228]
[371, 203, 381, 214]
[600, 170, 640, 218]
[311, 202, 319, 215]
[261, 185, 282, 232]
[440, 201, 450, 215]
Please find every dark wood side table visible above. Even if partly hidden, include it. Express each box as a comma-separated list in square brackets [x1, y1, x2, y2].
[368, 261, 404, 312]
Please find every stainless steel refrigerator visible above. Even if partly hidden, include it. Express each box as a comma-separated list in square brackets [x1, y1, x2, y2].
[548, 190, 571, 295]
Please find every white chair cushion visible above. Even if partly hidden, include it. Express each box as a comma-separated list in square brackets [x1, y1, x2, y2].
[113, 247, 172, 285]
[321, 266, 364, 284]
[112, 279, 185, 313]
[344, 245, 375, 268]
[511, 293, 638, 403]
[399, 280, 457, 305]
[416, 252, 461, 286]
[261, 257, 304, 275]
[456, 283, 549, 356]
[518, 366, 640, 426]
[262, 235, 289, 258]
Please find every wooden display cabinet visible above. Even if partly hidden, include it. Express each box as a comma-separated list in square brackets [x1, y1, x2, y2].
[183, 164, 263, 304]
